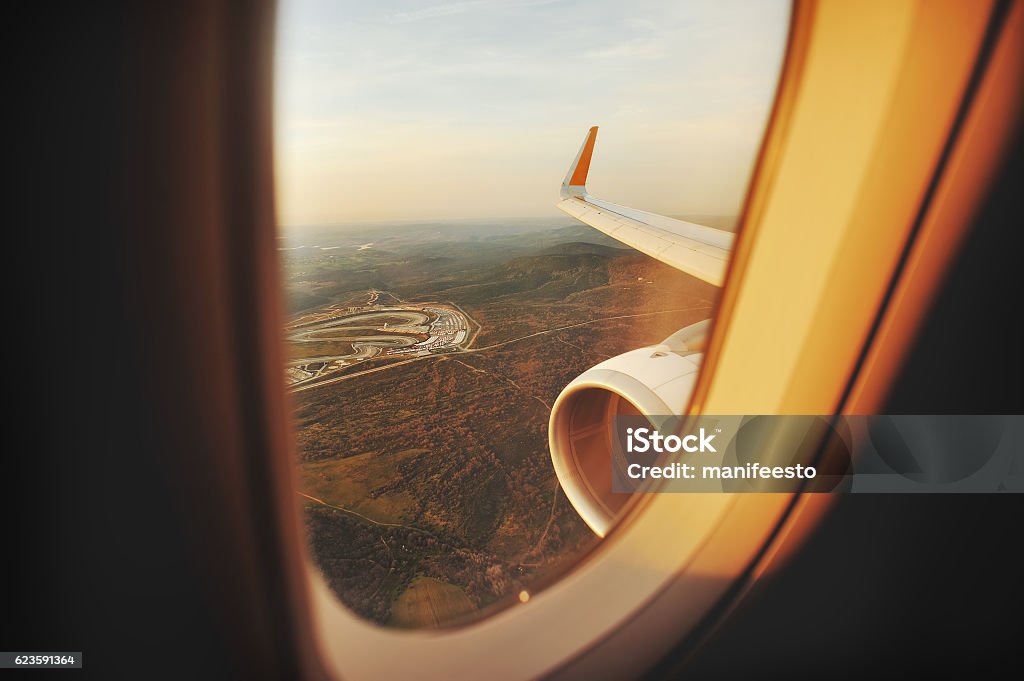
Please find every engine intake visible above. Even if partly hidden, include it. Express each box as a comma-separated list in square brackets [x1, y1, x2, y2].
[548, 321, 708, 536]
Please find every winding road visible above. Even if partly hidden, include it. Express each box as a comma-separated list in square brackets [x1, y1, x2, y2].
[286, 298, 477, 389]
[290, 304, 712, 393]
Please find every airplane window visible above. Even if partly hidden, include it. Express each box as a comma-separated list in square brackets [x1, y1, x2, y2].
[276, 0, 791, 628]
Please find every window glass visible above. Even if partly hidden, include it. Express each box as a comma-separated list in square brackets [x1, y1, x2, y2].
[276, 0, 790, 628]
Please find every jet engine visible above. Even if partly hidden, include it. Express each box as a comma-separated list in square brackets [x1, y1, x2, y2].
[548, 320, 709, 536]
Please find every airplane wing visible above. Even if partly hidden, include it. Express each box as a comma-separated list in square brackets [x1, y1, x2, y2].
[557, 126, 734, 287]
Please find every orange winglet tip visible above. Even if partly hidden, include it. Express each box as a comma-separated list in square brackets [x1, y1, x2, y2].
[568, 126, 599, 188]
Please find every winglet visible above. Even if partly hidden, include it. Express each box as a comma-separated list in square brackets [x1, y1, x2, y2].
[560, 126, 598, 199]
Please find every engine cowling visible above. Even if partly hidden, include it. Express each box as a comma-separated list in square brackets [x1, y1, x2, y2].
[548, 320, 709, 536]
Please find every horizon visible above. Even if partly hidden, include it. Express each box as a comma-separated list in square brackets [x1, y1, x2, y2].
[277, 211, 740, 237]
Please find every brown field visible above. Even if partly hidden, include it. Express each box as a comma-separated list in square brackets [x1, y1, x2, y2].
[284, 224, 722, 627]
[298, 449, 426, 524]
[388, 577, 476, 629]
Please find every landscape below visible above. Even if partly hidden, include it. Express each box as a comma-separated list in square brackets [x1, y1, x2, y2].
[281, 217, 723, 627]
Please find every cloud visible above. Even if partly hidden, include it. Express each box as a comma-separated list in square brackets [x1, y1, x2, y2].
[585, 40, 667, 61]
[384, 0, 560, 24]
[275, 0, 792, 224]
[386, 0, 490, 24]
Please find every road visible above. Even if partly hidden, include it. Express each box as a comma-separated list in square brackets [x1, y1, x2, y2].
[290, 305, 712, 394]
[286, 297, 474, 389]
[298, 491, 441, 540]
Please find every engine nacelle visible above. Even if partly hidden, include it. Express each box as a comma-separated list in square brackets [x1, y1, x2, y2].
[548, 320, 709, 536]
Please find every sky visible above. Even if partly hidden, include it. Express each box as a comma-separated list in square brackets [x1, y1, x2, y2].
[275, 0, 791, 229]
